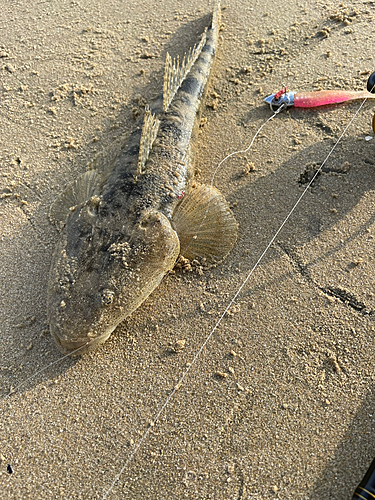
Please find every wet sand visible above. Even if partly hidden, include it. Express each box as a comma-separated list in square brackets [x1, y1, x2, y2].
[1, 0, 375, 498]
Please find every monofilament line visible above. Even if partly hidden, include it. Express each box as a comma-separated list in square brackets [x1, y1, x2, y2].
[210, 105, 284, 185]
[102, 97, 369, 499]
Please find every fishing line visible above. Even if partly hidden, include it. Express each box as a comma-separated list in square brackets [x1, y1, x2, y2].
[101, 95, 371, 498]
[5, 91, 371, 401]
[1, 96, 371, 497]
[209, 105, 285, 185]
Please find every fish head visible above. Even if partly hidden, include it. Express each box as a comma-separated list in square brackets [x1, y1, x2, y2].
[47, 203, 180, 354]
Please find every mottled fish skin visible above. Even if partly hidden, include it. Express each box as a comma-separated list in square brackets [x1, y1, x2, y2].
[47, 1, 236, 354]
[101, 8, 220, 220]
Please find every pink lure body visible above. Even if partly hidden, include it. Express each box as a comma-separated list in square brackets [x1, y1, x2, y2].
[294, 90, 375, 108]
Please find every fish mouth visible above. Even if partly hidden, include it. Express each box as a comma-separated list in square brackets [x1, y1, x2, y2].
[50, 325, 114, 355]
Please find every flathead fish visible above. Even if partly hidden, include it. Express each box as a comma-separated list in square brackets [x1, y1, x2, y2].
[47, 0, 237, 354]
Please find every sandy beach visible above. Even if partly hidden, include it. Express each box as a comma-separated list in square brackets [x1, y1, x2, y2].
[1, 0, 375, 498]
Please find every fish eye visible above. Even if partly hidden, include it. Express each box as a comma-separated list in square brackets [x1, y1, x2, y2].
[100, 289, 115, 305]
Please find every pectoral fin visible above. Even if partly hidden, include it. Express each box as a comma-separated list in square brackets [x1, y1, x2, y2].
[172, 183, 238, 262]
[50, 169, 102, 229]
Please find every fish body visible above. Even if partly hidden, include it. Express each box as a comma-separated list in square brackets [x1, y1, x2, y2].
[47, 0, 237, 354]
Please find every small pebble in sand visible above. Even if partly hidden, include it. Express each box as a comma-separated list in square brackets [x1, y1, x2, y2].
[242, 162, 256, 176]
[5, 63, 15, 73]
[171, 339, 186, 352]
[227, 464, 235, 474]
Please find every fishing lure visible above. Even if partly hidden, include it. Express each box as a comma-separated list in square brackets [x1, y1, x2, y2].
[264, 86, 375, 111]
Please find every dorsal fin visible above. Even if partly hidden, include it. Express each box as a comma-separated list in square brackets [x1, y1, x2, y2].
[163, 29, 207, 113]
[136, 107, 160, 178]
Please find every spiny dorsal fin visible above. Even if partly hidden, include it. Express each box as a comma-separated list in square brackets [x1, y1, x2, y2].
[136, 107, 160, 177]
[50, 170, 102, 229]
[172, 183, 238, 262]
[163, 29, 207, 113]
